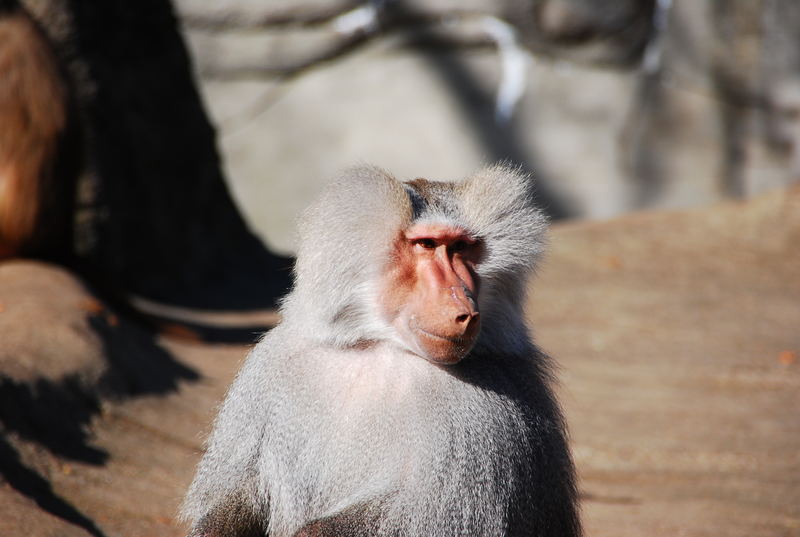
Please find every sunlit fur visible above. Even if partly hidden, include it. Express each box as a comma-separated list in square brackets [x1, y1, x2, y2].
[280, 165, 412, 349]
[280, 163, 548, 357]
[182, 164, 580, 537]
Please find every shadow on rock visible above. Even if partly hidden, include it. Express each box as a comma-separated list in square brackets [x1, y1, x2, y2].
[0, 436, 107, 537]
[0, 299, 198, 536]
[90, 311, 199, 397]
[0, 374, 108, 464]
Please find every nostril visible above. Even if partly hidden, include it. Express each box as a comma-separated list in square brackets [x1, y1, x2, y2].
[455, 311, 479, 325]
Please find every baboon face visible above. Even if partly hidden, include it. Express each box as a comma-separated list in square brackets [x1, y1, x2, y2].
[381, 220, 483, 365]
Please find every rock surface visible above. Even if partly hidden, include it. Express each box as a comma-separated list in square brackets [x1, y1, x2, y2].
[532, 184, 800, 537]
[0, 185, 797, 536]
[175, 0, 800, 254]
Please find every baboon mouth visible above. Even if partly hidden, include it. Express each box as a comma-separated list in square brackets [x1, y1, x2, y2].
[410, 324, 466, 345]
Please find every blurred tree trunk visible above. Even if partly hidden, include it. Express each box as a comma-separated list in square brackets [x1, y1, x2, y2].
[18, 0, 290, 309]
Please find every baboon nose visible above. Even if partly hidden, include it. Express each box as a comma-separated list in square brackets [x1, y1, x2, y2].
[447, 286, 479, 335]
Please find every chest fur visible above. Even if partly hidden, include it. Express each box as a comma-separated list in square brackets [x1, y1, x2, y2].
[262, 347, 543, 536]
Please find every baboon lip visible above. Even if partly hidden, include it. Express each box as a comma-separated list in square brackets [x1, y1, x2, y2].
[410, 323, 466, 345]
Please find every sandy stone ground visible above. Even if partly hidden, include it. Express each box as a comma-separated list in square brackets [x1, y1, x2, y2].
[0, 186, 798, 537]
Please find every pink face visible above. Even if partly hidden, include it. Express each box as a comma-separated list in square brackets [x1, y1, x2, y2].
[381, 222, 482, 365]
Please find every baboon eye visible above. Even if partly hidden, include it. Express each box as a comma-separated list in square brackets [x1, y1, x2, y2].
[414, 239, 437, 249]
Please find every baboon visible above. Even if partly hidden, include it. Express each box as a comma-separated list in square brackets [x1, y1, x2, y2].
[0, 4, 76, 259]
[182, 164, 581, 537]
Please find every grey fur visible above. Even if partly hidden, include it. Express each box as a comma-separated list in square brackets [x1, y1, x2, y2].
[182, 164, 581, 537]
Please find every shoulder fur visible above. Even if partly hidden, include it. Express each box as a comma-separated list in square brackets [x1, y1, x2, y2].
[280, 166, 412, 347]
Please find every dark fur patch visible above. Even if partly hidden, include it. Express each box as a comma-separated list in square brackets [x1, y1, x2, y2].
[403, 178, 461, 221]
[189, 489, 265, 537]
[293, 501, 385, 537]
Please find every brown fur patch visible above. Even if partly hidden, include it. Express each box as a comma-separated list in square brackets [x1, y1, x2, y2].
[0, 8, 71, 257]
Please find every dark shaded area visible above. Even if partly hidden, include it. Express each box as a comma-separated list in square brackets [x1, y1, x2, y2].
[148, 317, 270, 344]
[709, 1, 764, 199]
[503, 0, 656, 66]
[20, 0, 292, 310]
[294, 500, 384, 537]
[0, 375, 107, 464]
[91, 312, 199, 396]
[619, 69, 666, 208]
[0, 307, 197, 535]
[79, 271, 278, 345]
[0, 436, 107, 537]
[617, 0, 691, 209]
[191, 490, 267, 537]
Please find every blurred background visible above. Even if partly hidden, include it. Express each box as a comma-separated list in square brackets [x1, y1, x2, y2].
[3, 0, 800, 305]
[0, 1, 798, 536]
[182, 0, 800, 252]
